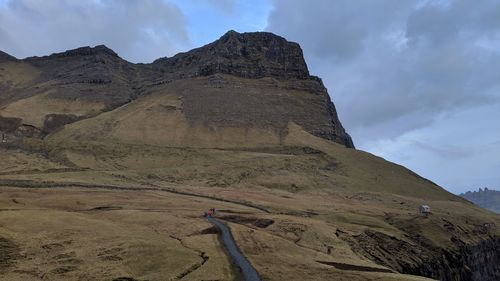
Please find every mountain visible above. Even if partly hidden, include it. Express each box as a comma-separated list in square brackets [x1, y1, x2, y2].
[0, 31, 499, 281]
[0, 31, 353, 148]
[461, 188, 500, 213]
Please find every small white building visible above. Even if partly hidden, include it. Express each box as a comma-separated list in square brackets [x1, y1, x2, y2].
[420, 205, 431, 215]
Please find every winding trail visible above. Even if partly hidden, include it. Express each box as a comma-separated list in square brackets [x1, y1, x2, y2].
[0, 179, 266, 280]
[208, 216, 262, 281]
[0, 179, 270, 213]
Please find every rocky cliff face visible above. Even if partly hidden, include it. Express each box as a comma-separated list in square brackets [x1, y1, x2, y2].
[153, 30, 310, 79]
[337, 211, 500, 281]
[0, 30, 354, 148]
[411, 237, 500, 281]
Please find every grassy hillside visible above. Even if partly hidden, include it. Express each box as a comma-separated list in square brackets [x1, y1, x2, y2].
[0, 123, 498, 280]
[1, 74, 498, 280]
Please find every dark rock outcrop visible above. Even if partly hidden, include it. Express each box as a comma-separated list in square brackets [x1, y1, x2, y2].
[18, 44, 139, 108]
[154, 30, 310, 79]
[0, 51, 16, 62]
[405, 237, 500, 281]
[0, 116, 22, 133]
[43, 114, 83, 133]
[0, 237, 18, 271]
[0, 116, 44, 143]
[49, 45, 119, 59]
[338, 229, 500, 281]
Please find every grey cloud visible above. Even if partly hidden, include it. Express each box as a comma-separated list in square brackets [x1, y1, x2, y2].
[411, 141, 475, 160]
[266, 0, 500, 146]
[267, 0, 412, 62]
[0, 0, 190, 62]
[406, 0, 500, 47]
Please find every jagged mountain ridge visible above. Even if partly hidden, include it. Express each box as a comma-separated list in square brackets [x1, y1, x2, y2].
[153, 30, 310, 79]
[0, 30, 354, 148]
[461, 188, 500, 213]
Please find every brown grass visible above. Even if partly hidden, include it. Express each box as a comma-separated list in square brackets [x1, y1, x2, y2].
[0, 72, 498, 280]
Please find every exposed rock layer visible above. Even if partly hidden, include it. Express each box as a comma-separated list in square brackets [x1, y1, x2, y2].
[338, 228, 500, 281]
[153, 30, 310, 79]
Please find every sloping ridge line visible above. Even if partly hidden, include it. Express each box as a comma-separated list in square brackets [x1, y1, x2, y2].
[0, 179, 270, 213]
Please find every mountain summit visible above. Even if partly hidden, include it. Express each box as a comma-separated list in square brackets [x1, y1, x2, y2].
[154, 30, 310, 79]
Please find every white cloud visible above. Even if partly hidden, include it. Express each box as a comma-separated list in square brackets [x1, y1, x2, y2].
[0, 0, 190, 62]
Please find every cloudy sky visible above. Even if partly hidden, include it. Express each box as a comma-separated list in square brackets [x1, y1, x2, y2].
[1, 0, 499, 194]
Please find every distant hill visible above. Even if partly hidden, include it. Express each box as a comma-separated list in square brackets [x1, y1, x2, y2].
[460, 188, 500, 213]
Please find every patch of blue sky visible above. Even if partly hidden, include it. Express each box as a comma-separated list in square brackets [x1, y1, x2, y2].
[171, 0, 272, 49]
